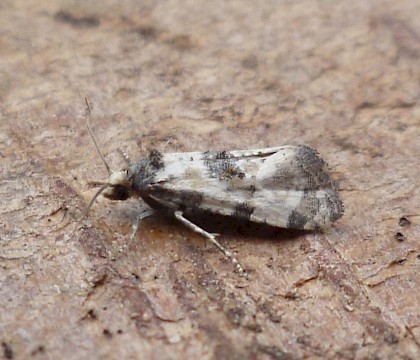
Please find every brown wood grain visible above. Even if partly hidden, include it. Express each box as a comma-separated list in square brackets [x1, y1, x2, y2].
[1, 1, 419, 359]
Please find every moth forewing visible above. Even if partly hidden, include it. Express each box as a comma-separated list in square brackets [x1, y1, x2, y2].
[144, 145, 343, 231]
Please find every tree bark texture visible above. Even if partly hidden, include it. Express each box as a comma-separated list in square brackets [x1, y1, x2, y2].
[1, 1, 419, 359]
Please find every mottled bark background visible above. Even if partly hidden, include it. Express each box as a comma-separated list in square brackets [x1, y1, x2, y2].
[1, 1, 419, 359]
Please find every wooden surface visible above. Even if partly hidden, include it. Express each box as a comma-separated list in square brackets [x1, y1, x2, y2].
[1, 1, 419, 359]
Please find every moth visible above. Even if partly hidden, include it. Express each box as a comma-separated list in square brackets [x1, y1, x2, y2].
[85, 101, 344, 274]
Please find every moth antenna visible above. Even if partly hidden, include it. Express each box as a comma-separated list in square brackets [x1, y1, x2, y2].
[117, 148, 132, 166]
[85, 183, 111, 216]
[84, 98, 111, 175]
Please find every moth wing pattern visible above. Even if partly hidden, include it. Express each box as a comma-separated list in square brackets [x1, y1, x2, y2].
[145, 145, 343, 230]
[251, 146, 344, 229]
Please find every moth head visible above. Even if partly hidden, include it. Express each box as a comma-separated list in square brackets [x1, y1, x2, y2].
[102, 169, 133, 201]
[85, 168, 133, 215]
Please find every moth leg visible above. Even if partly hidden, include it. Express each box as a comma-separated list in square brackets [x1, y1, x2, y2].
[174, 211, 245, 275]
[130, 209, 154, 240]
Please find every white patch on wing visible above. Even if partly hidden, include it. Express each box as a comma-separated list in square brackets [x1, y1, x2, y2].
[255, 148, 299, 186]
[250, 189, 304, 228]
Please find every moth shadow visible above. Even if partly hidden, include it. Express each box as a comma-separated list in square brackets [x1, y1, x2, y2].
[179, 213, 309, 242]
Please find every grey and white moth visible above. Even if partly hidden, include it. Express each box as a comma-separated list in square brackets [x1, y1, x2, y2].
[85, 103, 344, 274]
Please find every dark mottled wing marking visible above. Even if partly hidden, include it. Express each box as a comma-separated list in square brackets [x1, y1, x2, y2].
[233, 203, 255, 221]
[287, 210, 308, 229]
[148, 149, 165, 170]
[175, 189, 204, 212]
[202, 151, 245, 180]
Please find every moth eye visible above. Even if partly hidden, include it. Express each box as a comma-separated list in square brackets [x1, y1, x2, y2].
[104, 185, 130, 201]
